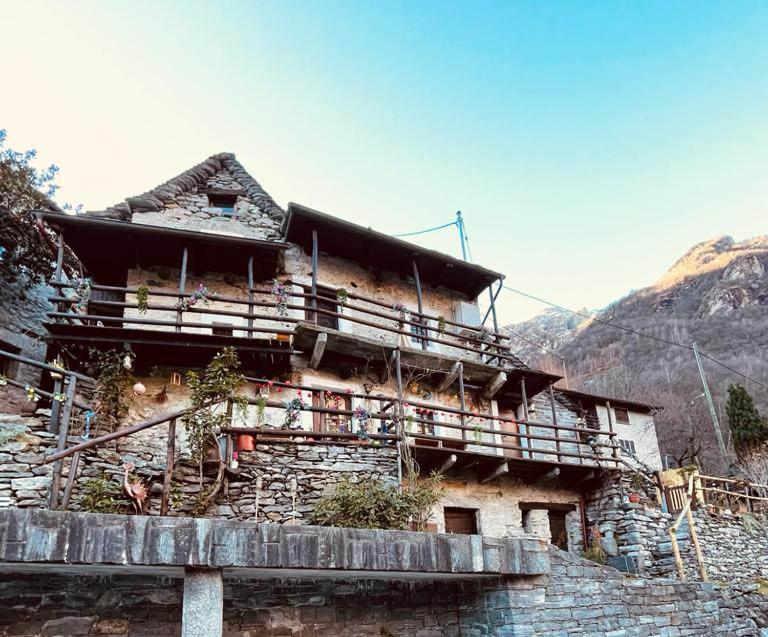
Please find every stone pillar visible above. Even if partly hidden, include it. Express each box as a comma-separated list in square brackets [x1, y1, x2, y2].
[525, 509, 552, 543]
[182, 567, 223, 637]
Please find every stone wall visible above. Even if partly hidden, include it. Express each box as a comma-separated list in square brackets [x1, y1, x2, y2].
[0, 281, 51, 415]
[1, 547, 766, 636]
[0, 411, 398, 524]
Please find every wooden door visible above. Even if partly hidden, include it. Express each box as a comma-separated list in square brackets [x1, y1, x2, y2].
[499, 409, 521, 458]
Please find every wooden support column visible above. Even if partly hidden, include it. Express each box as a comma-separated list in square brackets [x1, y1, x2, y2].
[48, 377, 63, 434]
[520, 378, 530, 458]
[60, 451, 81, 510]
[311, 229, 319, 324]
[160, 418, 177, 516]
[606, 401, 619, 462]
[53, 233, 65, 283]
[487, 281, 501, 364]
[548, 383, 562, 463]
[439, 454, 458, 473]
[246, 256, 255, 338]
[458, 363, 467, 441]
[176, 246, 189, 332]
[412, 258, 428, 351]
[48, 375, 77, 510]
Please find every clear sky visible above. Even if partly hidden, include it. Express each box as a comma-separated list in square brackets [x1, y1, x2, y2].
[2, 1, 767, 323]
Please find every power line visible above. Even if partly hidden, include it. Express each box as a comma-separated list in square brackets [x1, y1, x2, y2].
[393, 219, 457, 238]
[502, 284, 768, 392]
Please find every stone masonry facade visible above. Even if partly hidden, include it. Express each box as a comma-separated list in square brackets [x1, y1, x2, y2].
[1, 547, 766, 636]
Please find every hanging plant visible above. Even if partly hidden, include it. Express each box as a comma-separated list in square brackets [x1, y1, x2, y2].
[272, 279, 290, 317]
[336, 287, 348, 311]
[282, 396, 307, 429]
[136, 284, 150, 314]
[0, 375, 6, 386]
[52, 392, 68, 403]
[254, 394, 267, 426]
[24, 385, 40, 402]
[68, 277, 92, 314]
[393, 302, 407, 330]
[437, 315, 446, 336]
[353, 406, 371, 439]
[472, 424, 483, 443]
[91, 349, 132, 432]
[176, 283, 215, 312]
[184, 347, 247, 463]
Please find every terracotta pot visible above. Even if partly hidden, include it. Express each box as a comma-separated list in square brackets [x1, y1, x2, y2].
[237, 434, 255, 452]
[628, 493, 641, 504]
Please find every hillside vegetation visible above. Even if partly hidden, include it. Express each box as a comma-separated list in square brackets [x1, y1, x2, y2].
[506, 235, 768, 472]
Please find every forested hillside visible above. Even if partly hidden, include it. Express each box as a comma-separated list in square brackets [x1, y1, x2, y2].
[506, 235, 768, 472]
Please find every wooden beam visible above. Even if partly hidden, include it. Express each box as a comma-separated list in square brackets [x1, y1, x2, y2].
[160, 418, 177, 516]
[438, 453, 458, 474]
[412, 258, 428, 351]
[60, 451, 81, 510]
[538, 467, 560, 481]
[480, 461, 509, 484]
[310, 332, 328, 369]
[481, 371, 507, 400]
[176, 246, 188, 333]
[48, 376, 77, 509]
[437, 361, 462, 393]
[457, 363, 467, 441]
[311, 229, 318, 323]
[574, 471, 596, 486]
[247, 255, 255, 338]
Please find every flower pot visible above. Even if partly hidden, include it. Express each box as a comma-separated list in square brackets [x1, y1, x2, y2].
[628, 493, 641, 504]
[237, 434, 255, 452]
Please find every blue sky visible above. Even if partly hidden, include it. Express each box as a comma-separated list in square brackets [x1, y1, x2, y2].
[2, 1, 767, 322]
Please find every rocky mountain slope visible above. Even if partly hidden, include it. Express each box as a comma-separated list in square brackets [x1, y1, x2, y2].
[505, 235, 768, 470]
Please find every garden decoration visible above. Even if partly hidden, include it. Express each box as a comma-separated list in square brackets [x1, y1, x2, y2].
[0, 375, 6, 386]
[136, 284, 149, 314]
[393, 302, 407, 329]
[81, 410, 95, 440]
[176, 283, 215, 312]
[52, 392, 68, 403]
[132, 382, 146, 396]
[336, 287, 348, 311]
[271, 279, 291, 317]
[282, 396, 307, 429]
[121, 461, 148, 515]
[354, 405, 371, 439]
[24, 385, 40, 402]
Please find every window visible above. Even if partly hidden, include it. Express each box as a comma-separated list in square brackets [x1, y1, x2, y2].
[312, 390, 351, 433]
[211, 322, 234, 337]
[618, 438, 636, 456]
[613, 407, 630, 424]
[305, 286, 339, 330]
[410, 320, 429, 347]
[444, 507, 478, 535]
[208, 193, 238, 216]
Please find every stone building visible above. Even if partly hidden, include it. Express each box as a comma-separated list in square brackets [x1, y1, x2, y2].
[0, 153, 764, 636]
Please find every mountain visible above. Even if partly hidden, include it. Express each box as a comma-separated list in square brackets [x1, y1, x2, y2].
[505, 235, 768, 471]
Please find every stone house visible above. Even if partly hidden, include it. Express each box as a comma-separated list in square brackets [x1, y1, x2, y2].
[2, 153, 763, 636]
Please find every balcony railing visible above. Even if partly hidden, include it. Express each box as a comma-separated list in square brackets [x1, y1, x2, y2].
[47, 280, 537, 369]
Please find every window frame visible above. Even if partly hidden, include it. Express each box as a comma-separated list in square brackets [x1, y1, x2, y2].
[207, 193, 238, 217]
[613, 407, 631, 424]
[618, 438, 636, 456]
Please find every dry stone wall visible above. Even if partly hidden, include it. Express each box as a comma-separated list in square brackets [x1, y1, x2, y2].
[0, 547, 766, 636]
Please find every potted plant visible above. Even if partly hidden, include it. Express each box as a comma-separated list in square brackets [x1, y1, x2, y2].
[628, 492, 641, 504]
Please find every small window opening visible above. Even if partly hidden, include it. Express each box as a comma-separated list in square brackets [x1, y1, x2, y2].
[444, 507, 478, 535]
[614, 407, 630, 424]
[618, 438, 636, 456]
[305, 286, 339, 330]
[208, 193, 238, 217]
[211, 322, 234, 337]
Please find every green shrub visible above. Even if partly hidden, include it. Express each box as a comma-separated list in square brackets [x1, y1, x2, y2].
[76, 474, 124, 514]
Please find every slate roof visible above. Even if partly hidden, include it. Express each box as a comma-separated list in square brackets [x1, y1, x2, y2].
[86, 153, 284, 221]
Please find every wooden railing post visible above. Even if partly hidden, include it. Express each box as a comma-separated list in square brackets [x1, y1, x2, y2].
[176, 246, 188, 332]
[246, 255, 255, 338]
[60, 451, 81, 510]
[48, 376, 63, 434]
[48, 375, 77, 510]
[520, 378, 530, 458]
[160, 418, 177, 516]
[548, 383, 562, 462]
[311, 229, 318, 324]
[605, 400, 619, 464]
[412, 258, 428, 351]
[458, 363, 467, 441]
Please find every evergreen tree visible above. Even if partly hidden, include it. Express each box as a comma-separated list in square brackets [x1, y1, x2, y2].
[726, 384, 768, 456]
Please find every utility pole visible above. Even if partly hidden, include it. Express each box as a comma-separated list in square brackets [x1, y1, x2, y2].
[692, 341, 729, 468]
[456, 211, 467, 262]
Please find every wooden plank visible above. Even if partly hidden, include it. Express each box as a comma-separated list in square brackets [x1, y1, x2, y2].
[311, 229, 318, 323]
[310, 332, 328, 369]
[537, 467, 560, 481]
[176, 246, 188, 332]
[48, 376, 77, 509]
[549, 384, 562, 462]
[60, 451, 81, 510]
[480, 461, 509, 484]
[412, 258, 428, 351]
[481, 371, 507, 400]
[437, 361, 462, 393]
[247, 255, 255, 338]
[160, 418, 177, 516]
[457, 363, 467, 441]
